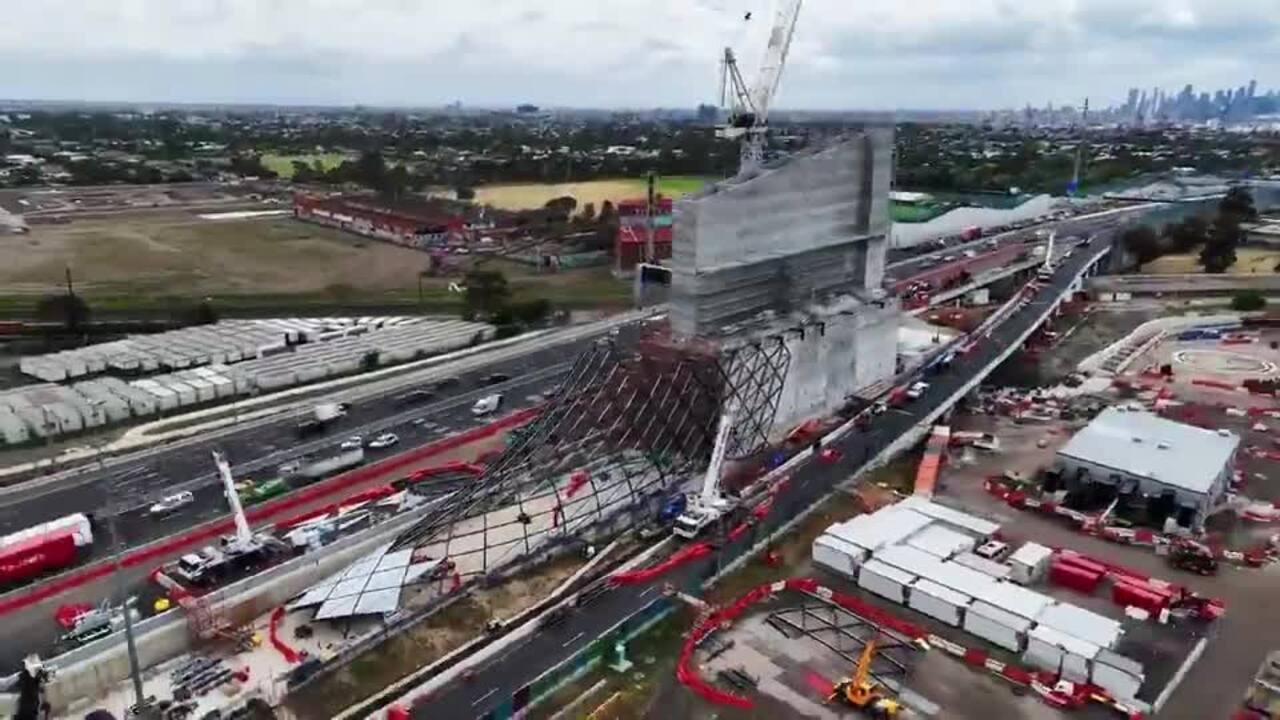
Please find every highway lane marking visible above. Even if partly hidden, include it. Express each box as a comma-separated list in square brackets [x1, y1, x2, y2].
[562, 631, 584, 648]
[639, 585, 658, 598]
[0, 364, 573, 516]
[471, 688, 498, 706]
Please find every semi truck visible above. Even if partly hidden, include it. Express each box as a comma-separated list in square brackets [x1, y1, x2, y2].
[297, 402, 350, 438]
[283, 448, 365, 483]
[0, 513, 94, 587]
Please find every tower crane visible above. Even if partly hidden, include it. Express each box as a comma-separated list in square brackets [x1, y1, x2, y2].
[717, 0, 804, 175]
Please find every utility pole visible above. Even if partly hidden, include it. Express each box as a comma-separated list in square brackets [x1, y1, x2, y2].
[1070, 97, 1089, 196]
[645, 172, 656, 264]
[104, 469, 153, 718]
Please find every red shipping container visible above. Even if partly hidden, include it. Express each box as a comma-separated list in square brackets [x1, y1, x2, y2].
[1055, 552, 1109, 577]
[1048, 560, 1104, 594]
[0, 531, 77, 585]
[1112, 580, 1169, 614]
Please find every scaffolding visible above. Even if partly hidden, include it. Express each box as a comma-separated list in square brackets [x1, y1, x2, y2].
[765, 596, 918, 689]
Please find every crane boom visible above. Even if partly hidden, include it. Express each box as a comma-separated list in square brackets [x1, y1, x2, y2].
[750, 0, 803, 129]
[716, 0, 804, 174]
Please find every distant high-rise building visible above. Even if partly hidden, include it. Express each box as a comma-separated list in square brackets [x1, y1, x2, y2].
[1248, 79, 1258, 99]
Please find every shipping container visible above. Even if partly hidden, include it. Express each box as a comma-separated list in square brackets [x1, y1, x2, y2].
[858, 560, 915, 604]
[909, 578, 970, 627]
[1024, 623, 1099, 683]
[964, 600, 1031, 652]
[1112, 581, 1170, 615]
[812, 534, 869, 578]
[1049, 560, 1104, 594]
[828, 507, 932, 553]
[1008, 542, 1054, 585]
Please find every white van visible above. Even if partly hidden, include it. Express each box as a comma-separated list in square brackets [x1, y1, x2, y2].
[471, 393, 503, 416]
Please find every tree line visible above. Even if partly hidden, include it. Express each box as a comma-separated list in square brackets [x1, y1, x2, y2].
[1121, 187, 1261, 273]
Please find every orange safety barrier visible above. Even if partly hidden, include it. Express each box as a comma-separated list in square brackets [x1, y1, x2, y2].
[0, 407, 540, 618]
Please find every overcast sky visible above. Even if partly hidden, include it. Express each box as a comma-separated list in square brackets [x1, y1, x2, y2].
[2, 0, 1277, 110]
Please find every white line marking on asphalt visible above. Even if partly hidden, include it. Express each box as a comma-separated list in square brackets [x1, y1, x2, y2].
[563, 631, 584, 647]
[472, 688, 498, 706]
[639, 585, 657, 598]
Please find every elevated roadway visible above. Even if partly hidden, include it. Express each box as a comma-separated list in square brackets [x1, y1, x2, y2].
[378, 236, 1116, 719]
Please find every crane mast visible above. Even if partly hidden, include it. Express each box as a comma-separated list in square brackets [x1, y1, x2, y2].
[717, 0, 804, 175]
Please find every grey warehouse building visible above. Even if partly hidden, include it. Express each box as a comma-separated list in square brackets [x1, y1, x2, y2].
[1053, 407, 1239, 530]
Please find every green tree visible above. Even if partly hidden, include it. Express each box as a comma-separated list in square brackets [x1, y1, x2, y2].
[510, 298, 552, 325]
[1231, 290, 1267, 312]
[1200, 214, 1241, 273]
[591, 200, 620, 252]
[1165, 217, 1209, 253]
[34, 293, 91, 331]
[575, 202, 597, 225]
[462, 270, 511, 319]
[544, 196, 577, 219]
[1121, 226, 1163, 266]
[455, 185, 476, 201]
[1219, 187, 1258, 223]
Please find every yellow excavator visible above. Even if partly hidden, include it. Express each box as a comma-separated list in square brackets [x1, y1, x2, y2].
[829, 638, 903, 718]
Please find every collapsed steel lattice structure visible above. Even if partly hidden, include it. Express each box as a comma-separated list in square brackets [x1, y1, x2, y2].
[391, 330, 792, 576]
[293, 327, 792, 619]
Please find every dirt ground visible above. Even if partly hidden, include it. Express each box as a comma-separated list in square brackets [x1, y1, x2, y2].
[1, 212, 431, 296]
[1141, 247, 1280, 275]
[0, 211, 629, 310]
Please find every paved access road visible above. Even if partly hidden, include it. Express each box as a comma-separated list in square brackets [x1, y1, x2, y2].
[415, 231, 1117, 720]
[0, 324, 649, 564]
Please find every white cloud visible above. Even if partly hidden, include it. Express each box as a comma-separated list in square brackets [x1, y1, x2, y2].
[0, 0, 1276, 108]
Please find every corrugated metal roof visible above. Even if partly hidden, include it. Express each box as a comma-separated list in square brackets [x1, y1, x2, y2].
[1057, 406, 1239, 495]
[861, 559, 917, 586]
[912, 578, 971, 606]
[951, 551, 1013, 580]
[829, 507, 933, 551]
[980, 581, 1055, 620]
[1009, 541, 1054, 567]
[1028, 623, 1101, 659]
[897, 496, 1000, 536]
[907, 524, 977, 558]
[1036, 602, 1123, 648]
[814, 533, 868, 558]
[968, 600, 1033, 631]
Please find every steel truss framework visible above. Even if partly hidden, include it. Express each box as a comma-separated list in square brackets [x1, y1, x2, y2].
[387, 330, 791, 580]
[765, 597, 917, 688]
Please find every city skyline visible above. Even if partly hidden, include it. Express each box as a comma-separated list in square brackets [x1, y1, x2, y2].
[1, 0, 1278, 111]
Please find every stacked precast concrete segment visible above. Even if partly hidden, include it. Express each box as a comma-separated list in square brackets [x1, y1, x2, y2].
[671, 129, 899, 431]
[0, 318, 493, 444]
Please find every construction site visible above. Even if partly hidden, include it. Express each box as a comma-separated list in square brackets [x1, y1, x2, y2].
[4, 3, 1280, 720]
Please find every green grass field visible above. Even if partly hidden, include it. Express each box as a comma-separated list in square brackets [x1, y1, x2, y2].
[261, 153, 351, 179]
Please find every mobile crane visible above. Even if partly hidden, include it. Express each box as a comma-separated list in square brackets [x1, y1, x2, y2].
[828, 639, 903, 718]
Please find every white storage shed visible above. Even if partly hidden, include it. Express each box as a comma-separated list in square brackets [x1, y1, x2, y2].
[1024, 624, 1100, 683]
[980, 580, 1055, 621]
[858, 560, 915, 604]
[909, 578, 971, 627]
[950, 551, 1014, 581]
[831, 508, 934, 555]
[0, 411, 29, 445]
[1009, 542, 1054, 586]
[1036, 602, 1123, 650]
[964, 600, 1033, 653]
[907, 524, 977, 559]
[812, 534, 869, 578]
[897, 496, 1000, 538]
[1091, 649, 1145, 701]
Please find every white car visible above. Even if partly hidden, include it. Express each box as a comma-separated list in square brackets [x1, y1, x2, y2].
[471, 393, 503, 416]
[368, 433, 399, 449]
[906, 381, 929, 400]
[150, 491, 194, 516]
[340, 436, 364, 451]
